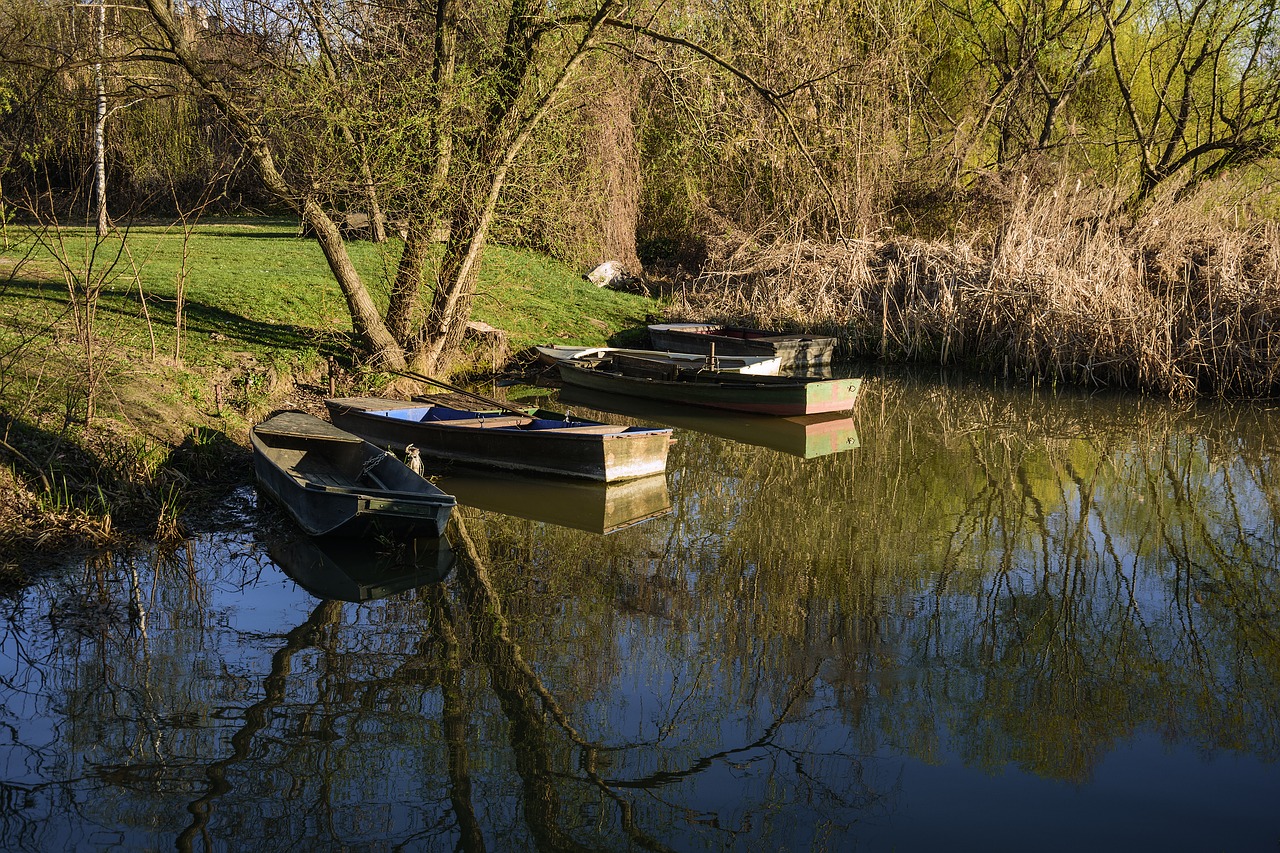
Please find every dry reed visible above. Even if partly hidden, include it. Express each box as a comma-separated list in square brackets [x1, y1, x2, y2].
[668, 180, 1280, 398]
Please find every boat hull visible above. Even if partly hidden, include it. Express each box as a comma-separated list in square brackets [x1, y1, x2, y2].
[251, 412, 455, 538]
[556, 361, 861, 416]
[648, 323, 837, 369]
[325, 397, 672, 482]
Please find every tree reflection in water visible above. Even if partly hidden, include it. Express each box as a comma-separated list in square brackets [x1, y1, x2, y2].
[1, 373, 1279, 848]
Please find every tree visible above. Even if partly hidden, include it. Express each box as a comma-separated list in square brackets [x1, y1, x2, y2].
[932, 0, 1130, 182]
[1103, 0, 1280, 206]
[136, 0, 622, 373]
[632, 0, 917, 242]
[131, 0, 859, 373]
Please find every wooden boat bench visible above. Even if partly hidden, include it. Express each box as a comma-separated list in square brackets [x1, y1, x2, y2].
[295, 469, 347, 488]
[291, 453, 388, 490]
[295, 466, 419, 496]
[542, 424, 628, 434]
[433, 415, 530, 429]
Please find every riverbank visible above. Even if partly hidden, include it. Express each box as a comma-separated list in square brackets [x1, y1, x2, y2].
[4, 196, 1280, 578]
[0, 219, 658, 578]
[673, 185, 1280, 398]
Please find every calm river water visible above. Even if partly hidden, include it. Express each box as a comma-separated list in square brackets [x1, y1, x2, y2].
[3, 370, 1279, 851]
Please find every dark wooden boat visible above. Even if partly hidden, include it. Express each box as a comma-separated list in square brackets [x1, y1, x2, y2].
[251, 411, 455, 538]
[266, 531, 455, 601]
[648, 323, 838, 369]
[559, 386, 860, 459]
[324, 396, 673, 482]
[557, 354, 861, 416]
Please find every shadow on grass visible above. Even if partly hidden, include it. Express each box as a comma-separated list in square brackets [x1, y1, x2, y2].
[155, 299, 336, 352]
[1, 275, 352, 356]
[608, 326, 654, 348]
[194, 218, 396, 241]
[122, 216, 308, 240]
[195, 227, 310, 240]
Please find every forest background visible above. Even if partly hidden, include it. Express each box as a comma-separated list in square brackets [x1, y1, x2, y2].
[1, 0, 1279, 555]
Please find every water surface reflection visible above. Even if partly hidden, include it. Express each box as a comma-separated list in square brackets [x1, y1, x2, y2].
[2, 373, 1279, 850]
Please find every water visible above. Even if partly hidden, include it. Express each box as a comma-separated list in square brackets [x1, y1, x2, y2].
[3, 371, 1279, 851]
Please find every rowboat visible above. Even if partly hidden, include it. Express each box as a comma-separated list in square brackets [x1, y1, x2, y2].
[251, 411, 455, 538]
[648, 323, 838, 369]
[556, 353, 862, 416]
[324, 396, 673, 482]
[434, 468, 672, 534]
[534, 345, 782, 375]
[559, 386, 860, 459]
[267, 531, 456, 601]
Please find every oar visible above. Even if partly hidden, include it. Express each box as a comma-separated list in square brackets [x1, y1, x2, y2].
[392, 369, 531, 417]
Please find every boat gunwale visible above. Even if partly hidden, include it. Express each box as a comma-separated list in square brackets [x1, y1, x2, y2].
[325, 398, 674, 441]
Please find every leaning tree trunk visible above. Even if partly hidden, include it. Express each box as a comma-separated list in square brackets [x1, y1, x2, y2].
[412, 203, 488, 374]
[385, 0, 458, 351]
[387, 222, 434, 347]
[141, 0, 408, 370]
[410, 2, 615, 373]
[299, 196, 406, 369]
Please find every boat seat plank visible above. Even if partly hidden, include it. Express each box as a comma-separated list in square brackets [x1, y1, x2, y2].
[255, 411, 364, 443]
[297, 470, 350, 488]
[434, 415, 531, 429]
[359, 468, 391, 490]
[542, 424, 629, 434]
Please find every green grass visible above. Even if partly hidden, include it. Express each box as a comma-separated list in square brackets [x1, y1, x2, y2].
[473, 246, 658, 348]
[3, 217, 655, 361]
[0, 216, 662, 439]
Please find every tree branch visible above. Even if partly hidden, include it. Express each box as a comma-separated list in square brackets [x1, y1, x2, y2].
[602, 16, 845, 234]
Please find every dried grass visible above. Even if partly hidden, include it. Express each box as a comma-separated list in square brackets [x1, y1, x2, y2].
[668, 180, 1280, 398]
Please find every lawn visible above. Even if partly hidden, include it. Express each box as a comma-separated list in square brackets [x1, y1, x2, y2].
[0, 217, 661, 440]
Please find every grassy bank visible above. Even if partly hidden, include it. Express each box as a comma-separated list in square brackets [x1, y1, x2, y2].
[672, 184, 1280, 398]
[0, 218, 658, 572]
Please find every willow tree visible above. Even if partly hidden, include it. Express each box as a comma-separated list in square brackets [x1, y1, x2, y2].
[928, 0, 1132, 182]
[630, 0, 920, 243]
[134, 0, 613, 373]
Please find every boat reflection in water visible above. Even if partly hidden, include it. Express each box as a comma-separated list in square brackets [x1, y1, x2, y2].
[433, 465, 672, 534]
[560, 386, 860, 459]
[266, 532, 456, 601]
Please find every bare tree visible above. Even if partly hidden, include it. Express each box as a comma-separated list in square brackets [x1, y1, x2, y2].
[1102, 0, 1280, 206]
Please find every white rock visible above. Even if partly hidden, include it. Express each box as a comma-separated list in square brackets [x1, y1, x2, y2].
[587, 261, 624, 287]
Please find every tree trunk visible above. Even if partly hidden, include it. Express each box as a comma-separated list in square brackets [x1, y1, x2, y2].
[586, 63, 642, 275]
[300, 197, 406, 369]
[411, 1, 615, 373]
[385, 0, 457, 350]
[387, 222, 433, 347]
[93, 0, 108, 237]
[140, 0, 407, 369]
[413, 206, 486, 374]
